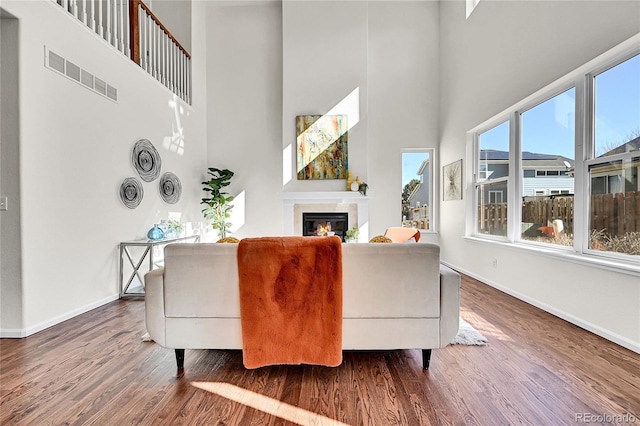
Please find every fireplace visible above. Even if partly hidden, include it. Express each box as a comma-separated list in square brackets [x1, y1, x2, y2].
[303, 212, 348, 241]
[280, 191, 370, 242]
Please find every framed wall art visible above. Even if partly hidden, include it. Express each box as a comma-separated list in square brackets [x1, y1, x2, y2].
[443, 159, 462, 201]
[296, 114, 348, 180]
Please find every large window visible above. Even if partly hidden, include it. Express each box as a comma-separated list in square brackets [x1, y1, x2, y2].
[520, 88, 576, 247]
[588, 54, 640, 255]
[476, 121, 509, 237]
[470, 44, 639, 263]
[402, 150, 433, 231]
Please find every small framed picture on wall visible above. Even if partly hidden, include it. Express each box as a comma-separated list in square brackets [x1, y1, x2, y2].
[443, 159, 462, 201]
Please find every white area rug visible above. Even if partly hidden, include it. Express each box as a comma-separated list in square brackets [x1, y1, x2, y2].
[451, 318, 488, 346]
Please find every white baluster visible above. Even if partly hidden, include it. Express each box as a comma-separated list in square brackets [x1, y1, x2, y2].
[152, 21, 158, 78]
[71, 0, 78, 17]
[139, 5, 145, 70]
[81, 0, 87, 24]
[171, 44, 176, 92]
[119, 0, 125, 54]
[187, 59, 191, 104]
[90, 0, 96, 32]
[106, 0, 111, 46]
[112, 0, 118, 49]
[98, 0, 104, 40]
[124, 0, 130, 57]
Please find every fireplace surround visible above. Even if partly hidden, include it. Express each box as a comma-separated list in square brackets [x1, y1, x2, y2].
[280, 191, 370, 242]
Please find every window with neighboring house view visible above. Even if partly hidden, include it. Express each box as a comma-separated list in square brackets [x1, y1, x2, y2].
[589, 54, 640, 255]
[470, 45, 639, 265]
[520, 88, 575, 247]
[402, 150, 434, 231]
[475, 121, 509, 237]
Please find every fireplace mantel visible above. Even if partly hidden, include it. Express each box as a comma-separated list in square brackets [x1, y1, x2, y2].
[280, 191, 371, 242]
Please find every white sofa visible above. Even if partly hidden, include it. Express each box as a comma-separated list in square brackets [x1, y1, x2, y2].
[145, 242, 460, 370]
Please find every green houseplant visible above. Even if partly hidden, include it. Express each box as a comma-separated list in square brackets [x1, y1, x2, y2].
[345, 226, 359, 243]
[201, 167, 235, 239]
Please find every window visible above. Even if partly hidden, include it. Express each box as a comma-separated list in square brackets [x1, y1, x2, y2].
[469, 40, 639, 264]
[475, 121, 509, 237]
[520, 88, 575, 247]
[588, 54, 640, 256]
[402, 150, 434, 231]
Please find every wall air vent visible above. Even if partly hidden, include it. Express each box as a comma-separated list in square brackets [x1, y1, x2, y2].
[95, 78, 107, 95]
[44, 46, 118, 102]
[81, 70, 94, 89]
[65, 61, 81, 82]
[106, 85, 118, 101]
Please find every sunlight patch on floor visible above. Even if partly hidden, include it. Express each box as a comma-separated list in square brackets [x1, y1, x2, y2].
[460, 307, 513, 342]
[192, 381, 349, 426]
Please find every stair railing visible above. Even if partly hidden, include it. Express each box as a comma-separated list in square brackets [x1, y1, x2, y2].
[53, 0, 191, 104]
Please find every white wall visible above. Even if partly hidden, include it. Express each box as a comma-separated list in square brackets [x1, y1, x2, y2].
[439, 0, 640, 351]
[206, 1, 284, 239]
[0, 0, 207, 336]
[0, 14, 24, 333]
[367, 1, 439, 239]
[205, 1, 440, 239]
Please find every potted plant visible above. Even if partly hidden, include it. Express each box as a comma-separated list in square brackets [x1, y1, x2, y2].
[165, 219, 184, 238]
[345, 226, 359, 243]
[201, 167, 235, 239]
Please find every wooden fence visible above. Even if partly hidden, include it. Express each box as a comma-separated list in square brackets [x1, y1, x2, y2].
[479, 192, 639, 236]
[590, 191, 639, 236]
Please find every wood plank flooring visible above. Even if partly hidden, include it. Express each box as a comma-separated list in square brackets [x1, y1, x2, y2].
[1, 274, 639, 425]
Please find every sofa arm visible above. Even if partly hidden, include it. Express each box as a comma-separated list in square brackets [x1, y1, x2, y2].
[145, 267, 167, 347]
[439, 264, 461, 347]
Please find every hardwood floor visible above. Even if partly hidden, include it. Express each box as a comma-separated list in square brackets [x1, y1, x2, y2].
[1, 274, 639, 425]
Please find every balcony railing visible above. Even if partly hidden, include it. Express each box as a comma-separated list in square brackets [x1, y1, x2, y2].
[53, 0, 191, 104]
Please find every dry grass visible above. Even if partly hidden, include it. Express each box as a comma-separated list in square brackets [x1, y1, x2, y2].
[522, 230, 640, 256]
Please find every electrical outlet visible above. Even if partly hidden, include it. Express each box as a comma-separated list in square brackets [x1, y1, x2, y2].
[492, 258, 498, 268]
[0, 196, 7, 211]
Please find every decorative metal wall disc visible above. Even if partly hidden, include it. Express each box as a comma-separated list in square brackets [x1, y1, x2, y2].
[159, 172, 182, 204]
[131, 139, 161, 182]
[119, 177, 144, 209]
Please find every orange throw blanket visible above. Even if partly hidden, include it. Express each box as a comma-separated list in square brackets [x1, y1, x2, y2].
[237, 236, 343, 369]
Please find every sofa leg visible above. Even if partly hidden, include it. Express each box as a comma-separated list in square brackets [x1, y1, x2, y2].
[175, 349, 185, 371]
[422, 349, 432, 369]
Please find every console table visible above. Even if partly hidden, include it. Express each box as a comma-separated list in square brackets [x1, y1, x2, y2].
[119, 234, 200, 297]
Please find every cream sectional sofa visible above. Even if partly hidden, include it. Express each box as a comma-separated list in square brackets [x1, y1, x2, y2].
[145, 242, 460, 370]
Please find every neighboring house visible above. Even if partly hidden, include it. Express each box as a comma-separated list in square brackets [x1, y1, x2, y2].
[480, 150, 575, 202]
[591, 136, 640, 195]
[407, 158, 430, 208]
[404, 158, 430, 228]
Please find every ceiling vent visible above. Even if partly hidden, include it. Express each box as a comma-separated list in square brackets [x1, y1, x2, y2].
[44, 46, 118, 102]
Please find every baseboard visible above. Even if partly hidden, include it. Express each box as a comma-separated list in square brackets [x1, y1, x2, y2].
[0, 294, 119, 338]
[0, 328, 27, 338]
[442, 261, 640, 355]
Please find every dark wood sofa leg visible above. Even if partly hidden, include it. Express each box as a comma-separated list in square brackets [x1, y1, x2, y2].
[422, 349, 432, 369]
[175, 349, 185, 371]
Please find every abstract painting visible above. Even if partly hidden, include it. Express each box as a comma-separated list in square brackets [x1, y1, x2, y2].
[296, 115, 348, 180]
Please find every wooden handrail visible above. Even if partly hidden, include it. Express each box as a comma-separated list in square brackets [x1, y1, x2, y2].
[129, 0, 191, 65]
[129, 0, 140, 64]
